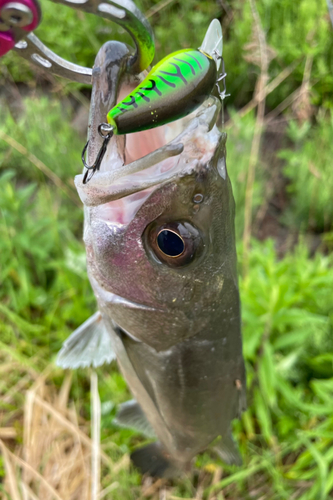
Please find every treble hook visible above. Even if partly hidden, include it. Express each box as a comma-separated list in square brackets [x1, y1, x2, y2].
[81, 123, 114, 184]
[215, 56, 230, 101]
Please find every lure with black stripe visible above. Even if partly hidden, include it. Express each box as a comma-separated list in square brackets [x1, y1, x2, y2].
[107, 48, 218, 135]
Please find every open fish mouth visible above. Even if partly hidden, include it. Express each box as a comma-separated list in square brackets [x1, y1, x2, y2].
[75, 94, 222, 211]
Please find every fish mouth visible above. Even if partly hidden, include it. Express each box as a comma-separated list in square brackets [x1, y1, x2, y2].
[75, 95, 222, 209]
[92, 275, 162, 313]
[90, 275, 165, 344]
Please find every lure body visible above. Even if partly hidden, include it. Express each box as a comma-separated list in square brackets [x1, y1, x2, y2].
[107, 48, 217, 134]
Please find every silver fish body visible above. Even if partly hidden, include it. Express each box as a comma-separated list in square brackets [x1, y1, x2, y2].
[58, 29, 246, 476]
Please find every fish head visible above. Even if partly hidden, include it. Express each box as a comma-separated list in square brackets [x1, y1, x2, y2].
[76, 42, 239, 352]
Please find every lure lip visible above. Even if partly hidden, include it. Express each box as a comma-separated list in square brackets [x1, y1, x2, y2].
[199, 19, 223, 71]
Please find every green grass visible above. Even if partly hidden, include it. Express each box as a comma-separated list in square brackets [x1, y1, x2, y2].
[1, 95, 333, 498]
[225, 110, 266, 239]
[279, 112, 333, 233]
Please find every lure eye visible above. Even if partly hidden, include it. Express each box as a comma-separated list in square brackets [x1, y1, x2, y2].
[144, 221, 203, 267]
[157, 229, 185, 257]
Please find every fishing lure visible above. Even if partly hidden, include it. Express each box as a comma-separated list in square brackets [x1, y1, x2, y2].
[82, 20, 226, 183]
[108, 48, 217, 135]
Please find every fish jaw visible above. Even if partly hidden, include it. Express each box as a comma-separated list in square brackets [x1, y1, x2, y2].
[75, 96, 220, 206]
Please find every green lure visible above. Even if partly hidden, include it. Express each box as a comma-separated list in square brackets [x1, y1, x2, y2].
[107, 48, 217, 135]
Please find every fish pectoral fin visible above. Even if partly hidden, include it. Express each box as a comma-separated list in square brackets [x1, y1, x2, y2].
[56, 311, 116, 369]
[114, 399, 155, 438]
[214, 432, 242, 466]
[131, 442, 181, 478]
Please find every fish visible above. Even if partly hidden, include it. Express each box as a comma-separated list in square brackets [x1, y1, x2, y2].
[57, 21, 246, 478]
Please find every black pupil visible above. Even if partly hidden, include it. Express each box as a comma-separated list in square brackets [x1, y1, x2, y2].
[157, 230, 185, 257]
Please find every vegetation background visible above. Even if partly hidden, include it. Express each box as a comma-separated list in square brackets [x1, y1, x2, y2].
[0, 0, 333, 498]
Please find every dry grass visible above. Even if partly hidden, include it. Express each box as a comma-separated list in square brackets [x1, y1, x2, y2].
[0, 351, 115, 500]
[241, 0, 270, 276]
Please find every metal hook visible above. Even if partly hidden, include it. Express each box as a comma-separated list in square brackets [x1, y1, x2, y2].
[81, 123, 114, 184]
[215, 57, 230, 101]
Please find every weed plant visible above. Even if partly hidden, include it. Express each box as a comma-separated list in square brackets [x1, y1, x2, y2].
[226, 110, 266, 239]
[279, 111, 333, 233]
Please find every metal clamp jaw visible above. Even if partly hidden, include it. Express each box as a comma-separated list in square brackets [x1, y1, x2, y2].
[0, 0, 155, 83]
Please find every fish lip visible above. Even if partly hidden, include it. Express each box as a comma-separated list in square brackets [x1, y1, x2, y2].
[90, 275, 165, 313]
[76, 96, 222, 200]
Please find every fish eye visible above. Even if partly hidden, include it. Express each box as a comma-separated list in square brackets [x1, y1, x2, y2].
[157, 229, 185, 257]
[144, 221, 203, 267]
